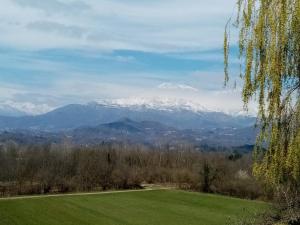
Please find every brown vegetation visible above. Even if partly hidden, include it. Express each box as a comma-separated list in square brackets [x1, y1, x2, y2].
[0, 142, 263, 199]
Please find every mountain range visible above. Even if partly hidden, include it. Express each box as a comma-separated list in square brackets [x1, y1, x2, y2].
[70, 118, 257, 149]
[0, 102, 255, 131]
[0, 102, 257, 150]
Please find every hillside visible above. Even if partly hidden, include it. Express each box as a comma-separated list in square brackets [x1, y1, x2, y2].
[0, 117, 257, 150]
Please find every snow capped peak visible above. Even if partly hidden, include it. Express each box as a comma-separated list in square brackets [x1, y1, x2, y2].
[0, 101, 55, 116]
[0, 98, 256, 117]
[95, 97, 209, 113]
[93, 97, 256, 117]
[0, 104, 27, 117]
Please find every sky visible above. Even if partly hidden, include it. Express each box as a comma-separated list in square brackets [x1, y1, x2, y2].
[0, 0, 255, 115]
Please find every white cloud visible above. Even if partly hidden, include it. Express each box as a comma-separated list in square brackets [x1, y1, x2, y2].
[27, 21, 86, 38]
[0, 0, 251, 116]
[0, 84, 27, 100]
[158, 83, 198, 92]
[12, 0, 90, 14]
[0, 0, 237, 52]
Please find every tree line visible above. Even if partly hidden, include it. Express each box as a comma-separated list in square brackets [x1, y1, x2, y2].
[0, 142, 262, 199]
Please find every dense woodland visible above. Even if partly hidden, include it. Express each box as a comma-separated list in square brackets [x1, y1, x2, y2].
[0, 142, 262, 199]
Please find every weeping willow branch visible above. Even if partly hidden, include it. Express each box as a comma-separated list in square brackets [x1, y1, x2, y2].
[224, 0, 300, 188]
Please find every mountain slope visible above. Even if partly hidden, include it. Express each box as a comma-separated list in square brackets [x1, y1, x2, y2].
[0, 117, 257, 150]
[71, 118, 180, 145]
[0, 103, 256, 131]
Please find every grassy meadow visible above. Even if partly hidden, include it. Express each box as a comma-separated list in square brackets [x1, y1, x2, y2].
[0, 190, 268, 225]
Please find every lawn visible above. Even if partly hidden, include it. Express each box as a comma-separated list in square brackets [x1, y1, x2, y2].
[0, 190, 267, 225]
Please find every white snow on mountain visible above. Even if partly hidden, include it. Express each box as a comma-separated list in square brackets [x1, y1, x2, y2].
[0, 101, 54, 116]
[96, 97, 207, 112]
[0, 97, 256, 117]
[95, 97, 256, 116]
[0, 104, 27, 117]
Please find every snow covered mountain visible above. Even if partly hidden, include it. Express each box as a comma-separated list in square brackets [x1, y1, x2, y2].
[95, 97, 256, 116]
[0, 104, 28, 117]
[96, 98, 209, 113]
[0, 102, 256, 131]
[0, 97, 256, 117]
[0, 100, 258, 150]
[0, 101, 54, 117]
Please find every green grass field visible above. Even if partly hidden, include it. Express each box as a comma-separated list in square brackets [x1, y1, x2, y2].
[0, 190, 267, 225]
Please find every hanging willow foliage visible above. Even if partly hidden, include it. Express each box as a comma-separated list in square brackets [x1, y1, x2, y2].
[224, 0, 300, 188]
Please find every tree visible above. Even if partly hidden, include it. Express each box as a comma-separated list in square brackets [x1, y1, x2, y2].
[224, 0, 300, 189]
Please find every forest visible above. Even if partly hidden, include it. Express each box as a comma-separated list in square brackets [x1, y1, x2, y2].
[0, 142, 262, 199]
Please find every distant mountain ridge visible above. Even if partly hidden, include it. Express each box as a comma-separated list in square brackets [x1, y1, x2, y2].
[0, 117, 257, 150]
[0, 103, 256, 132]
[70, 118, 257, 148]
[0, 98, 256, 117]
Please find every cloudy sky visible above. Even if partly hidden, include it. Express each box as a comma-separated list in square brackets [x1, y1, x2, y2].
[0, 0, 252, 115]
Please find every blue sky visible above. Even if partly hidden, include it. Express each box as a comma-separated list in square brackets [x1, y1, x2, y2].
[0, 0, 254, 115]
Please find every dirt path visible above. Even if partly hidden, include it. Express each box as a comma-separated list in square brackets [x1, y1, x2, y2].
[0, 187, 172, 201]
